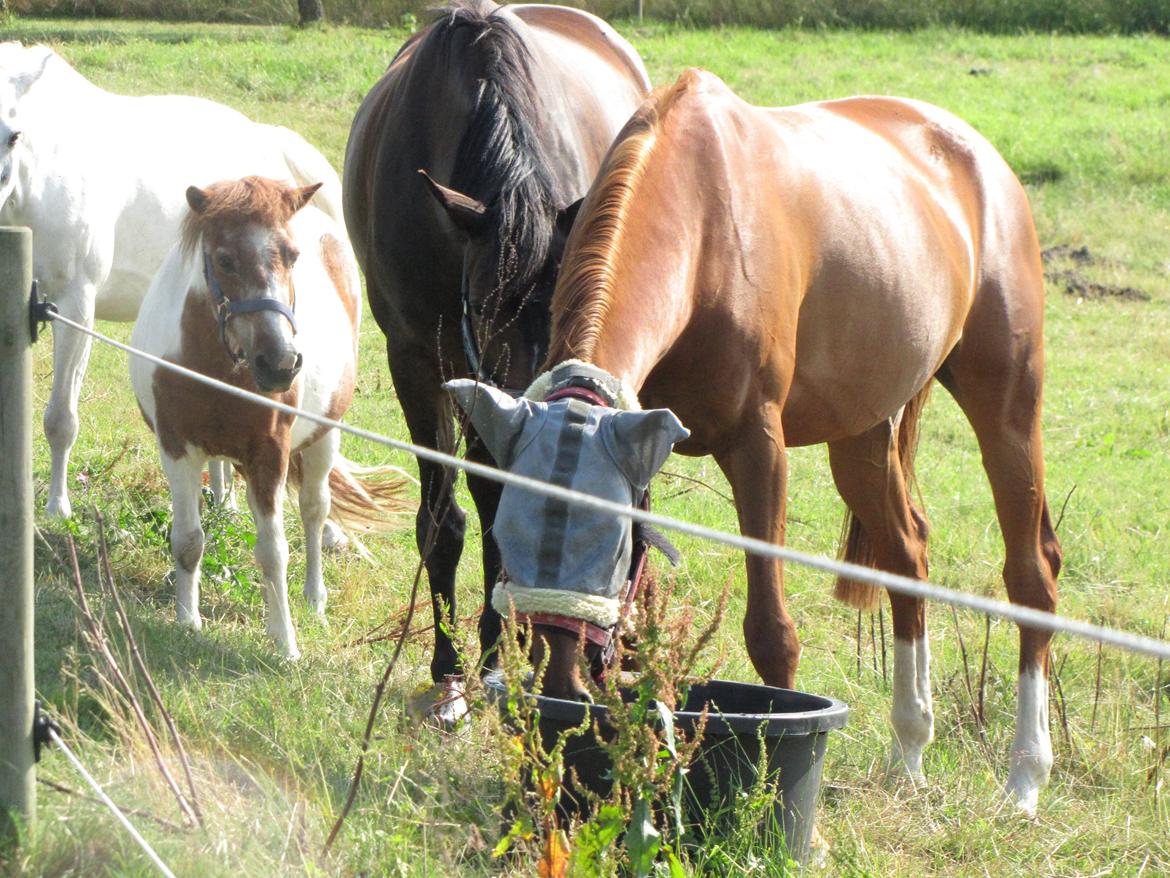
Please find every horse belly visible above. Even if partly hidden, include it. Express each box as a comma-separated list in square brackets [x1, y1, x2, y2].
[782, 281, 964, 446]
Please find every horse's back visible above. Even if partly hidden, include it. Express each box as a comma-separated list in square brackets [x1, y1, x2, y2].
[627, 71, 1042, 443]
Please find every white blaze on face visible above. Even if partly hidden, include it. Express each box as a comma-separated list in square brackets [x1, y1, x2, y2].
[1006, 665, 1053, 816]
[222, 223, 298, 361]
[889, 634, 934, 781]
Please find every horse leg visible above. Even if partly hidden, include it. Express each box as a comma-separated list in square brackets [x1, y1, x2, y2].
[244, 453, 299, 660]
[386, 336, 467, 684]
[937, 237, 1062, 814]
[298, 431, 338, 615]
[939, 336, 1061, 815]
[714, 405, 801, 688]
[160, 450, 206, 630]
[828, 421, 933, 782]
[44, 284, 98, 518]
[208, 459, 237, 510]
[466, 440, 504, 671]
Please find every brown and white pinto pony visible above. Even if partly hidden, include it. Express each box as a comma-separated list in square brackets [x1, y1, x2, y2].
[131, 176, 407, 659]
[450, 70, 1062, 813]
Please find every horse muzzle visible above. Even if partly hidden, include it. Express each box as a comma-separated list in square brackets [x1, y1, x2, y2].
[252, 349, 303, 392]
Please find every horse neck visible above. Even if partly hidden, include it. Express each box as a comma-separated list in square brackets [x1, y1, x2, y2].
[545, 121, 702, 396]
[546, 216, 698, 396]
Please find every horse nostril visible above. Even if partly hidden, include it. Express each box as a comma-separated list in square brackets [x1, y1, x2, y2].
[291, 352, 303, 373]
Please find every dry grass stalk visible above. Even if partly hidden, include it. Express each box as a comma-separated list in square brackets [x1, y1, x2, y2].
[65, 534, 201, 828]
[95, 510, 203, 825]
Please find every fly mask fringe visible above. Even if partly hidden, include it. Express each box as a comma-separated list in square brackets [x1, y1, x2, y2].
[492, 580, 621, 628]
[524, 358, 641, 411]
[833, 381, 934, 611]
[287, 453, 414, 535]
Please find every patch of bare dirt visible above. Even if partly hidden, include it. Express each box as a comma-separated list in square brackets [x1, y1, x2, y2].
[1040, 244, 1150, 302]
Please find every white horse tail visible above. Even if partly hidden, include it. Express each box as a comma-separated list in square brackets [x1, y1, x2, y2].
[269, 125, 346, 228]
[288, 452, 414, 536]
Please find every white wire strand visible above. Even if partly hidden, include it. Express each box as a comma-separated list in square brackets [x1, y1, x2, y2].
[47, 727, 179, 878]
[47, 311, 1170, 662]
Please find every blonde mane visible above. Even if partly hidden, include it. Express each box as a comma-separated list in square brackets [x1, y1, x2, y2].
[546, 74, 696, 363]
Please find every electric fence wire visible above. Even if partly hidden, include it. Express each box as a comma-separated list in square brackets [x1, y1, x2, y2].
[46, 726, 179, 878]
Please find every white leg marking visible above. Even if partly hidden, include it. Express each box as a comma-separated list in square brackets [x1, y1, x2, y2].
[208, 459, 237, 510]
[161, 452, 206, 631]
[1005, 666, 1052, 816]
[889, 635, 934, 781]
[297, 435, 336, 615]
[247, 479, 299, 659]
[44, 292, 97, 518]
[322, 519, 348, 552]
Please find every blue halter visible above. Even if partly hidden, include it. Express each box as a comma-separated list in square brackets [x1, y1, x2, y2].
[203, 250, 298, 364]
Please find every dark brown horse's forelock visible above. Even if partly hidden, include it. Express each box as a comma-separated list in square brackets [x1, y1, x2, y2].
[424, 0, 560, 304]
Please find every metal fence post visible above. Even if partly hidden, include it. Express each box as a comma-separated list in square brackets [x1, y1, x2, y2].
[0, 226, 35, 845]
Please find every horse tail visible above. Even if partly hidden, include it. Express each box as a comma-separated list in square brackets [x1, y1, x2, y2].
[269, 125, 346, 229]
[287, 453, 414, 536]
[832, 381, 933, 611]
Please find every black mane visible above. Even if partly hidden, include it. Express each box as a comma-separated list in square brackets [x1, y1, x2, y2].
[424, 0, 560, 300]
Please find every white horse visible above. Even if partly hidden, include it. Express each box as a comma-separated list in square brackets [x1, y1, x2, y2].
[0, 41, 344, 517]
[130, 176, 407, 659]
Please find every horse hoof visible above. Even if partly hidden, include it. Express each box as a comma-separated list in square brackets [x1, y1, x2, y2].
[1004, 776, 1041, 818]
[176, 612, 203, 631]
[46, 495, 72, 519]
[303, 589, 327, 615]
[408, 677, 470, 730]
[806, 824, 831, 869]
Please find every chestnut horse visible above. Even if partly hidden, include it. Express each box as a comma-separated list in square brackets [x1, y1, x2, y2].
[131, 177, 407, 659]
[343, 0, 649, 719]
[449, 69, 1063, 813]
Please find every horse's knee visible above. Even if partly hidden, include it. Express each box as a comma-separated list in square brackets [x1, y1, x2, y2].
[254, 532, 289, 579]
[743, 610, 800, 689]
[172, 526, 204, 573]
[43, 404, 78, 449]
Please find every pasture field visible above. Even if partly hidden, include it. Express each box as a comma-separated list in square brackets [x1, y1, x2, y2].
[3, 16, 1170, 878]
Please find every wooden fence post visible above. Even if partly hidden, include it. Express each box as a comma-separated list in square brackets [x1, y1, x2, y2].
[0, 226, 35, 845]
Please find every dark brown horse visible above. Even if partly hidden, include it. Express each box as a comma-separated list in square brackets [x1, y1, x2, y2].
[342, 0, 649, 720]
[449, 69, 1062, 812]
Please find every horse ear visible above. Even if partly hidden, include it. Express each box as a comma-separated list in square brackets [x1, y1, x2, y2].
[186, 186, 210, 214]
[602, 408, 690, 491]
[556, 198, 585, 238]
[444, 379, 538, 468]
[11, 46, 53, 99]
[285, 182, 323, 214]
[418, 169, 489, 236]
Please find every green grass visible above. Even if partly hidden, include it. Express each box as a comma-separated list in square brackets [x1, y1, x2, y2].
[2, 17, 1170, 878]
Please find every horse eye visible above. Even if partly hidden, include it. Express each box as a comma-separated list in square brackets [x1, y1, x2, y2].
[6, 131, 18, 148]
[282, 245, 299, 267]
[216, 252, 237, 274]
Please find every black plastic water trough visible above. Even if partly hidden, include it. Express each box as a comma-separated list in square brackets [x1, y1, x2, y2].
[485, 674, 848, 863]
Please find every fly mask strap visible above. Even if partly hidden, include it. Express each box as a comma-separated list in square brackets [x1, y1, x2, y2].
[203, 250, 298, 364]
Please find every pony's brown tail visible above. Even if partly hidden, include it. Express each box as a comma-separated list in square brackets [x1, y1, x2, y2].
[832, 382, 933, 611]
[287, 453, 414, 535]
